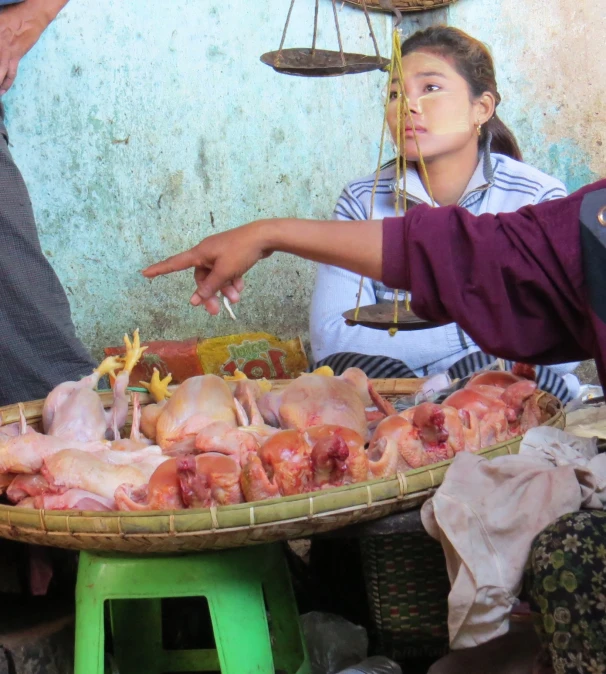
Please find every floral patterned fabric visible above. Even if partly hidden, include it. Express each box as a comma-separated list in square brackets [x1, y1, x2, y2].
[526, 510, 606, 674]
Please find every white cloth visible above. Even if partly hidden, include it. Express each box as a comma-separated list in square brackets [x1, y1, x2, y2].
[421, 428, 606, 649]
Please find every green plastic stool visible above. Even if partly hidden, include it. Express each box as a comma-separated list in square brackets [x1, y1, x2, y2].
[74, 544, 310, 674]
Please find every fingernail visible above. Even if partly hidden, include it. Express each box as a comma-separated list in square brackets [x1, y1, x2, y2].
[190, 293, 202, 306]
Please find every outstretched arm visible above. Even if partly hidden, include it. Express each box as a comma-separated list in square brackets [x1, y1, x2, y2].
[142, 218, 383, 315]
[0, 0, 70, 94]
[142, 181, 606, 368]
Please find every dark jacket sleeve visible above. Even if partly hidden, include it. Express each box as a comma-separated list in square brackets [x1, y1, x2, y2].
[382, 181, 606, 366]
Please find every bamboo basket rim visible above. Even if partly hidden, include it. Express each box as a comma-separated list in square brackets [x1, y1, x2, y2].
[0, 384, 564, 552]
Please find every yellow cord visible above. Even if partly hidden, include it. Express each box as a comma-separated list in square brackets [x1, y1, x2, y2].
[353, 35, 395, 322]
[353, 28, 434, 331]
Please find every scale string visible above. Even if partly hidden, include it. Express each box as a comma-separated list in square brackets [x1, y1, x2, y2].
[331, 0, 347, 66]
[354, 25, 435, 334]
[311, 0, 320, 54]
[278, 0, 297, 57]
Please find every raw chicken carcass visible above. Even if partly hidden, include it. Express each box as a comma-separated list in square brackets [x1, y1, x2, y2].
[194, 422, 260, 459]
[6, 474, 51, 504]
[177, 453, 243, 507]
[257, 368, 395, 439]
[231, 375, 271, 428]
[501, 380, 540, 434]
[0, 431, 109, 474]
[468, 370, 521, 388]
[240, 425, 368, 501]
[240, 451, 281, 502]
[43, 330, 147, 442]
[0, 420, 36, 438]
[155, 375, 242, 453]
[369, 402, 464, 473]
[369, 416, 431, 471]
[111, 393, 153, 451]
[367, 434, 402, 479]
[256, 430, 313, 497]
[91, 446, 168, 471]
[443, 387, 510, 446]
[0, 472, 16, 495]
[42, 449, 153, 502]
[443, 388, 506, 421]
[115, 458, 185, 511]
[33, 490, 114, 511]
[305, 425, 368, 488]
[501, 380, 539, 421]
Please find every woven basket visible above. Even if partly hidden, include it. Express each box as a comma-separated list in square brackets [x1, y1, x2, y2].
[361, 530, 450, 660]
[343, 0, 458, 12]
[362, 530, 450, 660]
[0, 386, 563, 554]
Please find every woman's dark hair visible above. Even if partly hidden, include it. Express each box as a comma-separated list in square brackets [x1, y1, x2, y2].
[400, 26, 523, 161]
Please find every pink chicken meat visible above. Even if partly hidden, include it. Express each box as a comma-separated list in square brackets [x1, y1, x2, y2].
[257, 368, 395, 439]
[43, 330, 147, 442]
[155, 375, 241, 454]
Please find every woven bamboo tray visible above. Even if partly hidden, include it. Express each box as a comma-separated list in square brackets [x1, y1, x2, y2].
[343, 0, 458, 12]
[0, 385, 563, 553]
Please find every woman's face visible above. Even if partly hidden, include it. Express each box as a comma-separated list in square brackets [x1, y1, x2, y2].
[387, 50, 489, 162]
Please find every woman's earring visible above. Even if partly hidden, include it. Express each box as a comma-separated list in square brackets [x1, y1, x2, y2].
[477, 123, 482, 137]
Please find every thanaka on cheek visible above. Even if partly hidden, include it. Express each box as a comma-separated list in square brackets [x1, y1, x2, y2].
[417, 91, 473, 135]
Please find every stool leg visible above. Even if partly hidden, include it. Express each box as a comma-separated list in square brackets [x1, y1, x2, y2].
[74, 589, 106, 674]
[208, 585, 275, 674]
[110, 598, 163, 674]
[264, 548, 310, 674]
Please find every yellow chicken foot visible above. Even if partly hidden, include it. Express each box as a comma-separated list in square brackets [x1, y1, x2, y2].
[140, 368, 173, 403]
[223, 370, 271, 394]
[120, 329, 148, 374]
[95, 355, 125, 380]
[300, 366, 334, 378]
[312, 366, 334, 377]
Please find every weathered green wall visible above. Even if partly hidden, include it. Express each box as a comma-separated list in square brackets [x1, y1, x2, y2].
[5, 0, 390, 358]
[449, 0, 604, 190]
[4, 0, 604, 360]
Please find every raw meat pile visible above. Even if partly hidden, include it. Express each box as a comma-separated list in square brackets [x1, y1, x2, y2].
[0, 332, 546, 512]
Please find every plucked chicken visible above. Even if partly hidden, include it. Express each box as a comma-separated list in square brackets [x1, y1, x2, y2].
[155, 375, 243, 453]
[257, 367, 395, 439]
[43, 330, 147, 442]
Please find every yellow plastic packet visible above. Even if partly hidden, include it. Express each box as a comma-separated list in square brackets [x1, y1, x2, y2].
[197, 332, 308, 380]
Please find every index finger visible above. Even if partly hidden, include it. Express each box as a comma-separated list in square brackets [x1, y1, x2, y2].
[142, 248, 202, 279]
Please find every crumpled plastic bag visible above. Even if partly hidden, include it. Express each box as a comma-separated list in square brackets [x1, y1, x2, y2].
[301, 612, 368, 674]
[565, 403, 606, 439]
[520, 426, 606, 508]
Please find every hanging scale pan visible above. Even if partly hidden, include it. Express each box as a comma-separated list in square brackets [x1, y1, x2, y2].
[343, 302, 446, 331]
[261, 49, 389, 78]
[261, 0, 389, 77]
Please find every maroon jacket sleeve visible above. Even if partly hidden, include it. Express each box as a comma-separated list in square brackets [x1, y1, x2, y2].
[382, 181, 606, 366]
